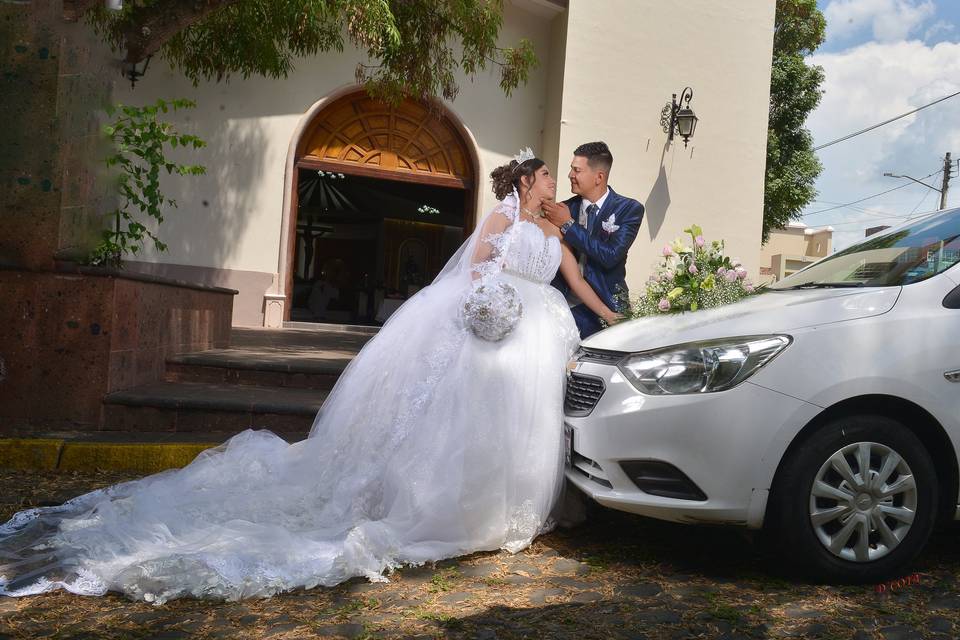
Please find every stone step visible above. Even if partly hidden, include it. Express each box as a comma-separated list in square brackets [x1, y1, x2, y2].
[161, 326, 374, 389]
[164, 353, 347, 389]
[102, 381, 325, 434]
[281, 321, 379, 335]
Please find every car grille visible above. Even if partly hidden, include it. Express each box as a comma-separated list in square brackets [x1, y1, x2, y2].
[565, 372, 606, 416]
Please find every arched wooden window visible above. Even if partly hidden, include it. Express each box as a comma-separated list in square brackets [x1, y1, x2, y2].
[296, 92, 474, 189]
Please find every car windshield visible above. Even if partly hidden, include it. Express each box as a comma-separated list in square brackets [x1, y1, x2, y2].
[770, 209, 960, 290]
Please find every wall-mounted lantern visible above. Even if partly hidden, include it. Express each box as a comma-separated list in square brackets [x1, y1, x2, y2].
[660, 86, 699, 148]
[121, 55, 152, 89]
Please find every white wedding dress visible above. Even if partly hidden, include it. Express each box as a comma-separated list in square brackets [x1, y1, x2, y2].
[0, 193, 581, 604]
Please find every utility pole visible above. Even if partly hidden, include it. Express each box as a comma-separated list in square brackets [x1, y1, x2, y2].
[883, 151, 954, 211]
[940, 152, 952, 210]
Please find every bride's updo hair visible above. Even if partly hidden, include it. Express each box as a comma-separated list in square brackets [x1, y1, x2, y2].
[490, 157, 546, 200]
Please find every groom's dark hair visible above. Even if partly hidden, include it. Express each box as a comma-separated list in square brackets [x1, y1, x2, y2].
[573, 141, 613, 175]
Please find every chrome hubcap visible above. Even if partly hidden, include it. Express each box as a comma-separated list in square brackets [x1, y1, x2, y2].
[808, 441, 917, 563]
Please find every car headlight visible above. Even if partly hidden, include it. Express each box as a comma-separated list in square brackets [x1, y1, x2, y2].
[617, 335, 791, 395]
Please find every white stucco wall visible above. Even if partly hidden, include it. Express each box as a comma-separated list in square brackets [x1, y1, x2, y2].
[110, 0, 774, 323]
[546, 0, 775, 292]
[111, 1, 558, 281]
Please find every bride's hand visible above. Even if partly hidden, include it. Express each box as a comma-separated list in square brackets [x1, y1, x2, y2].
[602, 311, 625, 325]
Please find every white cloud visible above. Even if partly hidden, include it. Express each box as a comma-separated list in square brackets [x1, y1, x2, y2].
[924, 19, 956, 43]
[824, 0, 936, 43]
[805, 40, 960, 249]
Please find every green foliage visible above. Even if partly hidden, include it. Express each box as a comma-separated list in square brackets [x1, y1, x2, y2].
[625, 225, 758, 317]
[85, 0, 538, 104]
[88, 99, 206, 268]
[764, 0, 826, 241]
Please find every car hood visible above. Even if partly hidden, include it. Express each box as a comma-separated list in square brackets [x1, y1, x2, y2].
[582, 287, 901, 353]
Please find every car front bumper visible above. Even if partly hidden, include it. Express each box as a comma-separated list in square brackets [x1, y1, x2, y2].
[563, 360, 822, 529]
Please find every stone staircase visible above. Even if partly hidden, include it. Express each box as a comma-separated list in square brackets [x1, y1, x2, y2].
[100, 326, 376, 437]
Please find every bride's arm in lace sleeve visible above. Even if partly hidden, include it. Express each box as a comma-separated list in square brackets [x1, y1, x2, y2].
[469, 207, 512, 280]
[558, 242, 622, 325]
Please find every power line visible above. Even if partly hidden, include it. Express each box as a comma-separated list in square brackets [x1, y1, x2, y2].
[846, 204, 911, 219]
[819, 214, 911, 227]
[811, 201, 913, 217]
[813, 89, 960, 151]
[906, 184, 935, 220]
[802, 170, 942, 216]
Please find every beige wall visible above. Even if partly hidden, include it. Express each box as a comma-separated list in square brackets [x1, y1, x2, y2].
[545, 0, 775, 295]
[759, 223, 833, 282]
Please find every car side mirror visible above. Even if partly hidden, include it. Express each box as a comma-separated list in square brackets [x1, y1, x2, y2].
[943, 283, 960, 309]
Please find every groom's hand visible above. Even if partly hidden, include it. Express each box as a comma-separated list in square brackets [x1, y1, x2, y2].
[543, 201, 573, 228]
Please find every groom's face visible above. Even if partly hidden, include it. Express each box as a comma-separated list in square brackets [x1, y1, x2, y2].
[568, 155, 599, 196]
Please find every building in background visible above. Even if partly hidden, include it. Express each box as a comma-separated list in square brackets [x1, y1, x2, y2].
[109, 0, 776, 327]
[759, 222, 834, 283]
[5, 0, 776, 328]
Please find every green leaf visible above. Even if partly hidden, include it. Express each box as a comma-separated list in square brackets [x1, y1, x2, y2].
[93, 97, 205, 267]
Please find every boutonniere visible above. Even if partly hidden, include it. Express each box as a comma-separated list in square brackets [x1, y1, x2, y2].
[601, 213, 619, 236]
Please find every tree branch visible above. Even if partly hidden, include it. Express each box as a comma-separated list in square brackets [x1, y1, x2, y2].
[122, 0, 242, 63]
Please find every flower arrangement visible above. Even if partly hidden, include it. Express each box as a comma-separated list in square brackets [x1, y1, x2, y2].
[625, 225, 758, 317]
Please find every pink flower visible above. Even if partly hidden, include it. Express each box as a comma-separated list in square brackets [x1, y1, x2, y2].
[735, 266, 748, 279]
[658, 298, 671, 312]
[716, 267, 726, 276]
[688, 264, 699, 275]
[745, 283, 755, 293]
[695, 235, 705, 247]
[662, 245, 674, 257]
[724, 270, 739, 283]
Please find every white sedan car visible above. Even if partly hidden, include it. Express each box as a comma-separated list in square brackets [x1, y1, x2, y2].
[564, 208, 960, 582]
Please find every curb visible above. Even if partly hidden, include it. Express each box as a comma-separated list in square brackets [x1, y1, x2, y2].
[0, 439, 218, 474]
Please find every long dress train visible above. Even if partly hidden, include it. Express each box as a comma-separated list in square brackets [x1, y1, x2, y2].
[0, 195, 581, 603]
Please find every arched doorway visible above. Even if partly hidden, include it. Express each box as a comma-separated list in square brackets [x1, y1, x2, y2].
[283, 89, 478, 326]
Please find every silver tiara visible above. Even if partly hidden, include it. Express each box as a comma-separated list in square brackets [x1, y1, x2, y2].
[513, 147, 535, 165]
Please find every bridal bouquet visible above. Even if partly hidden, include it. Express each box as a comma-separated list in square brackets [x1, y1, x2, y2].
[625, 225, 758, 318]
[460, 279, 524, 341]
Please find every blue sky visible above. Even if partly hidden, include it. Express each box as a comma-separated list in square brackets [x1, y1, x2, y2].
[802, 0, 960, 249]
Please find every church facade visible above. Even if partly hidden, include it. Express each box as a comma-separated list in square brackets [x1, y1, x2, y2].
[87, 0, 776, 327]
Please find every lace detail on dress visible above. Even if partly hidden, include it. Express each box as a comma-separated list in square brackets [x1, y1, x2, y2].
[471, 231, 511, 279]
[502, 499, 541, 553]
[0, 567, 108, 598]
[0, 508, 41, 536]
[391, 317, 466, 448]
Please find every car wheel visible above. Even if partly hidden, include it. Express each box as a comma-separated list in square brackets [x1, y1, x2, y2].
[770, 415, 937, 583]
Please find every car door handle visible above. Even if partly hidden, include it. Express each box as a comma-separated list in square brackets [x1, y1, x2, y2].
[945, 370, 960, 383]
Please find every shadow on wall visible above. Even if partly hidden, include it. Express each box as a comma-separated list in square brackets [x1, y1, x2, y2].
[643, 143, 672, 240]
[160, 115, 268, 270]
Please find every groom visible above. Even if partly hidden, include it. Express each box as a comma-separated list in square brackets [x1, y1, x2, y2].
[544, 142, 644, 338]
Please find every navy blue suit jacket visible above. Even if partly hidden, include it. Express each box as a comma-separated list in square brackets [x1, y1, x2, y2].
[551, 186, 644, 335]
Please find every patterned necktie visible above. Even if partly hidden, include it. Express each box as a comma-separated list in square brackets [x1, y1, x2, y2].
[578, 203, 599, 273]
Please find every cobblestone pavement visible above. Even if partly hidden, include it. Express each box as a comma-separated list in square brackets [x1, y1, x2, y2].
[1, 470, 959, 640]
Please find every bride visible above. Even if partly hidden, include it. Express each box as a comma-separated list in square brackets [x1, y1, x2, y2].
[0, 150, 621, 604]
